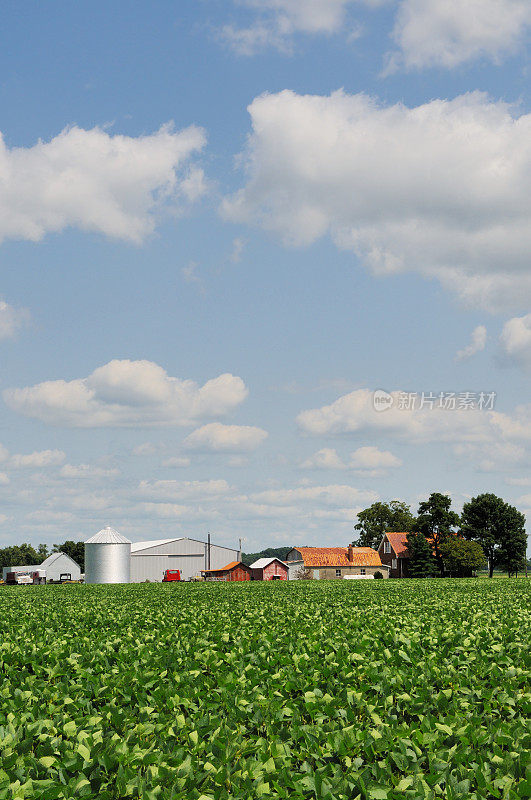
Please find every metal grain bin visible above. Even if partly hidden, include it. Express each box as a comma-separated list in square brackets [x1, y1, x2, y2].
[84, 527, 131, 584]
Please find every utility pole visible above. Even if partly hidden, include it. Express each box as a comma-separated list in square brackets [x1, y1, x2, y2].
[207, 532, 211, 571]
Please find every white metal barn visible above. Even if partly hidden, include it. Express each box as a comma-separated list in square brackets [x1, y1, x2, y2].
[130, 537, 239, 582]
[2, 552, 81, 583]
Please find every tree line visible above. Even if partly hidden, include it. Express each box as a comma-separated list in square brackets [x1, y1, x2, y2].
[0, 540, 85, 573]
[353, 493, 527, 578]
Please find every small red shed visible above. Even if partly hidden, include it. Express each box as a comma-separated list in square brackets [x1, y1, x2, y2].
[249, 557, 289, 581]
[202, 561, 251, 582]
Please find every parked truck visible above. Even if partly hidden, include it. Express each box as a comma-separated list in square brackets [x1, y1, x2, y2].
[162, 569, 181, 582]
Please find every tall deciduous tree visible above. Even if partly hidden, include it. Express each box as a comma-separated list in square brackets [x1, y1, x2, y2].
[406, 532, 436, 578]
[353, 501, 416, 550]
[415, 493, 460, 576]
[461, 494, 526, 577]
[439, 538, 486, 577]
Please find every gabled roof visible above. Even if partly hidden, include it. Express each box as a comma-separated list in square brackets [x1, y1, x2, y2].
[131, 538, 183, 553]
[250, 557, 288, 569]
[41, 552, 80, 569]
[293, 547, 383, 567]
[202, 561, 249, 573]
[384, 533, 410, 557]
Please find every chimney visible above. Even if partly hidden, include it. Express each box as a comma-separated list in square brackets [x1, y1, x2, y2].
[347, 544, 354, 562]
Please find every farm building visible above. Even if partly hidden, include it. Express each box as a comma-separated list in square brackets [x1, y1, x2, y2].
[285, 544, 389, 579]
[2, 551, 81, 584]
[202, 561, 251, 581]
[249, 557, 288, 581]
[131, 537, 240, 582]
[378, 533, 410, 578]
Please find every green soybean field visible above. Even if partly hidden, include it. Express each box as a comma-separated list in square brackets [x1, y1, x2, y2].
[0, 579, 529, 800]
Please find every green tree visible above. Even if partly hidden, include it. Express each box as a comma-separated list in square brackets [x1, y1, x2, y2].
[353, 500, 416, 550]
[0, 543, 48, 572]
[415, 493, 460, 576]
[461, 494, 527, 578]
[406, 532, 436, 578]
[439, 538, 486, 577]
[53, 541, 85, 572]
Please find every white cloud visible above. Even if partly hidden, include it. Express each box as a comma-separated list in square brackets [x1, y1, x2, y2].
[223, 90, 531, 312]
[301, 445, 401, 474]
[453, 441, 526, 472]
[230, 237, 245, 263]
[132, 442, 163, 457]
[59, 463, 120, 479]
[500, 314, 531, 369]
[0, 123, 206, 245]
[0, 473, 9, 486]
[161, 456, 191, 468]
[297, 388, 531, 450]
[220, 0, 384, 54]
[10, 449, 66, 468]
[387, 0, 531, 73]
[4, 359, 248, 427]
[249, 484, 378, 507]
[138, 479, 232, 502]
[456, 325, 487, 361]
[183, 422, 268, 452]
[0, 300, 29, 340]
[348, 445, 402, 471]
[301, 447, 347, 469]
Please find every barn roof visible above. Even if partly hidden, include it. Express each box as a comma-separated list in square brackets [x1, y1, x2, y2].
[384, 533, 410, 557]
[250, 557, 288, 569]
[202, 561, 248, 573]
[294, 547, 383, 567]
[131, 538, 183, 553]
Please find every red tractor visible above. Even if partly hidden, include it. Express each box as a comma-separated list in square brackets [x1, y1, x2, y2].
[162, 569, 181, 582]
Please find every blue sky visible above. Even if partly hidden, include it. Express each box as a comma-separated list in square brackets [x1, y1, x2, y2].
[0, 0, 530, 554]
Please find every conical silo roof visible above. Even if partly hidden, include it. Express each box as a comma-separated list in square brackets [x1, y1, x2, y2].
[85, 526, 131, 544]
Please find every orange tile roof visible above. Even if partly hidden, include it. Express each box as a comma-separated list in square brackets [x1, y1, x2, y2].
[294, 547, 383, 567]
[385, 533, 410, 557]
[203, 561, 247, 573]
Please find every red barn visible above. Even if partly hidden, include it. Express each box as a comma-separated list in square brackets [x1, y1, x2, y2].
[202, 561, 251, 582]
[250, 558, 289, 581]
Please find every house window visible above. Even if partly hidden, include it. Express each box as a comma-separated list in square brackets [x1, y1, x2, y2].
[335, 569, 341, 578]
[392, 558, 397, 569]
[360, 568, 366, 575]
[384, 541, 391, 554]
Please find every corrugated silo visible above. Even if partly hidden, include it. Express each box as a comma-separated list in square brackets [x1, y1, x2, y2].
[84, 527, 131, 584]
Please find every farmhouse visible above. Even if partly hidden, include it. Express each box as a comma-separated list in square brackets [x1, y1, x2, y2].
[286, 544, 389, 579]
[249, 557, 288, 581]
[378, 533, 410, 578]
[202, 561, 251, 582]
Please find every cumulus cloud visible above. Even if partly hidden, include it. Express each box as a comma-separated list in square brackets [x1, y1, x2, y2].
[387, 0, 531, 73]
[223, 90, 531, 312]
[4, 359, 248, 427]
[297, 388, 531, 451]
[0, 123, 206, 245]
[10, 449, 66, 468]
[250, 484, 377, 507]
[183, 422, 268, 452]
[301, 445, 401, 474]
[500, 314, 531, 369]
[0, 300, 30, 340]
[220, 0, 381, 54]
[456, 325, 487, 361]
[138, 479, 232, 502]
